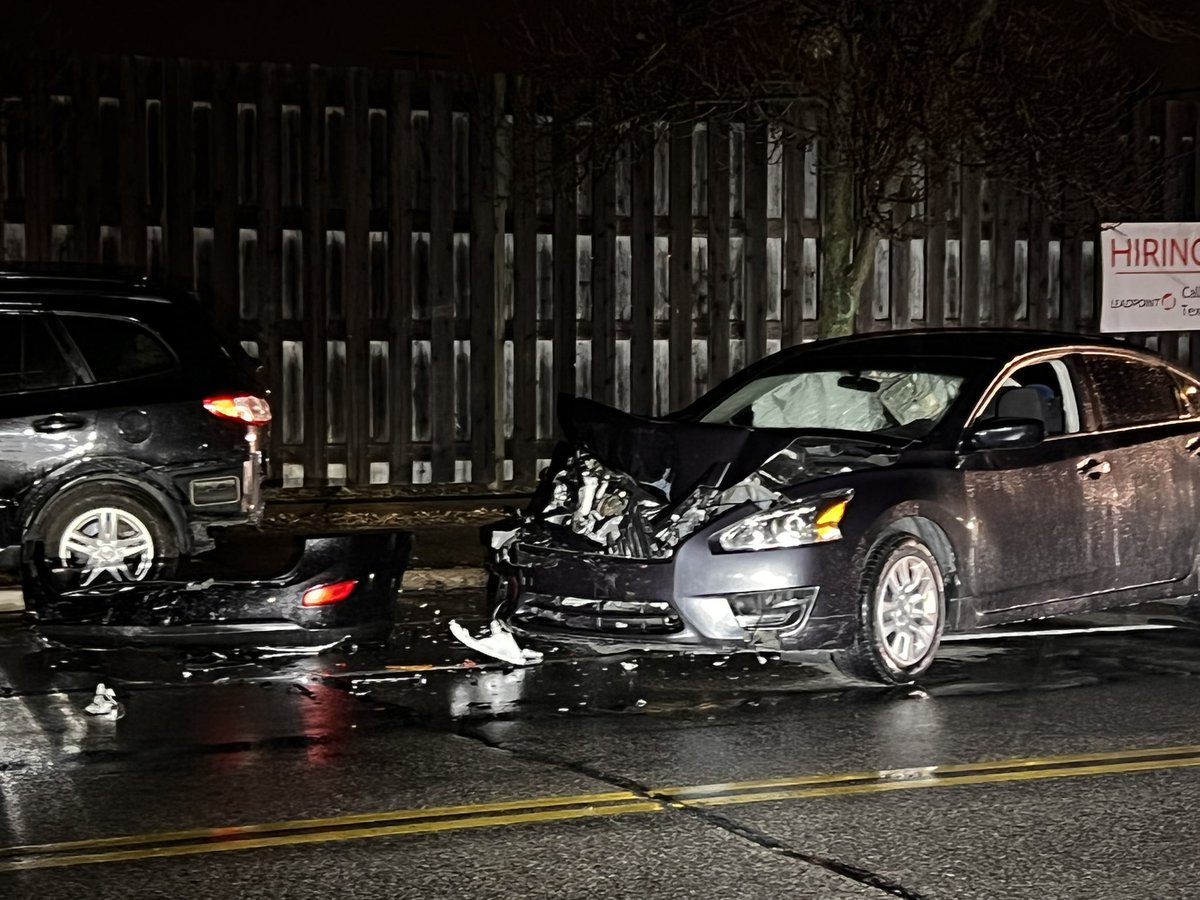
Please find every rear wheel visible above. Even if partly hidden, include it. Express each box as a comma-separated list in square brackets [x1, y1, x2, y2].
[36, 486, 180, 586]
[836, 533, 945, 685]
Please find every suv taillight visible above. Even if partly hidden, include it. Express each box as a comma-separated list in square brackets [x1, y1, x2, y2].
[203, 395, 272, 425]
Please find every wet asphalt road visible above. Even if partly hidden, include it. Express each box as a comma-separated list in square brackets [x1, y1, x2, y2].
[5, 591, 1200, 899]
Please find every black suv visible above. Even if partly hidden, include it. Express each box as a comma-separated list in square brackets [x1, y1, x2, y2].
[0, 271, 269, 584]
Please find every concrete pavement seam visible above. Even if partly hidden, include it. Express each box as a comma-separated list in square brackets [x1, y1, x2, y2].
[453, 722, 917, 900]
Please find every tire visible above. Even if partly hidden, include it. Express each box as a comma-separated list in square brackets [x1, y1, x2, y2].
[34, 485, 180, 587]
[836, 533, 946, 685]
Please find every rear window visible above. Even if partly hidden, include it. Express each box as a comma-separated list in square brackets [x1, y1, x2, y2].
[1081, 354, 1182, 429]
[59, 314, 175, 382]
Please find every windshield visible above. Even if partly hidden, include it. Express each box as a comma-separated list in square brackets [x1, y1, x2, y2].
[698, 368, 965, 438]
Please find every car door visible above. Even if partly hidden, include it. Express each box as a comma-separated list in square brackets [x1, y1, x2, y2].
[1074, 351, 1196, 593]
[959, 352, 1117, 612]
[0, 310, 97, 541]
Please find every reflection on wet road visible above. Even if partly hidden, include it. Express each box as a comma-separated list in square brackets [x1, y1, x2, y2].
[5, 592, 1200, 898]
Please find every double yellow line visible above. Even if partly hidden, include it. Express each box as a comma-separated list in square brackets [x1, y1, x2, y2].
[5, 743, 1200, 873]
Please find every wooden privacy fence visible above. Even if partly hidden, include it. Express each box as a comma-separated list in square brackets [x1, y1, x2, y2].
[2, 56, 1199, 488]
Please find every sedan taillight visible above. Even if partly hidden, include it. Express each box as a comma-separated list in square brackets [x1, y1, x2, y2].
[203, 395, 272, 426]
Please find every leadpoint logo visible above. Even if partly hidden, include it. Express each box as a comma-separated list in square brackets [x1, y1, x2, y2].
[1110, 293, 1178, 309]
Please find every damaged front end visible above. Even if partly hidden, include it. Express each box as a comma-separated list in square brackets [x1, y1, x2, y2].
[488, 398, 899, 653]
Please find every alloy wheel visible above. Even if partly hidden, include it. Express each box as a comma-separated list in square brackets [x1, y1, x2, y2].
[873, 553, 941, 668]
[56, 507, 157, 586]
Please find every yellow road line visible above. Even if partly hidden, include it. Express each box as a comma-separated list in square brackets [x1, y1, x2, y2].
[0, 789, 644, 858]
[683, 754, 1200, 807]
[655, 742, 1200, 797]
[0, 802, 665, 873]
[6, 745, 1200, 873]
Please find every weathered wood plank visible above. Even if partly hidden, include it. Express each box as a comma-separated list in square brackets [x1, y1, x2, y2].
[257, 64, 284, 476]
[743, 122, 768, 364]
[211, 63, 240, 336]
[782, 122, 804, 346]
[428, 72, 457, 483]
[388, 69, 415, 484]
[1027, 199, 1048, 330]
[630, 137, 656, 416]
[924, 162, 947, 328]
[469, 75, 499, 485]
[553, 125, 579, 420]
[72, 57, 101, 264]
[960, 167, 981, 328]
[707, 119, 732, 386]
[302, 66, 329, 485]
[668, 122, 693, 408]
[511, 77, 539, 483]
[993, 184, 1016, 328]
[21, 59, 52, 262]
[162, 59, 194, 284]
[344, 67, 372, 485]
[1060, 234, 1079, 335]
[591, 158, 617, 407]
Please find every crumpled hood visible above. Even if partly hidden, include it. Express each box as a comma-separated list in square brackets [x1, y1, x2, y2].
[559, 395, 898, 502]
[513, 397, 903, 560]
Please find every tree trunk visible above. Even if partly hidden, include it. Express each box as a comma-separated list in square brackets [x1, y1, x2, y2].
[818, 166, 876, 339]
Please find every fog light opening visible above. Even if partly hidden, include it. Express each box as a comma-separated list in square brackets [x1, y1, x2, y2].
[727, 587, 819, 630]
[302, 580, 358, 607]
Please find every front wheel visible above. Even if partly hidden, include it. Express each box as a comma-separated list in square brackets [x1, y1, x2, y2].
[836, 534, 946, 685]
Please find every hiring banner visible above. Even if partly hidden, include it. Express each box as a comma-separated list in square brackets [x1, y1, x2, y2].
[1100, 222, 1200, 333]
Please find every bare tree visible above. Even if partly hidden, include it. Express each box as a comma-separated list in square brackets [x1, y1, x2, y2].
[519, 0, 1200, 337]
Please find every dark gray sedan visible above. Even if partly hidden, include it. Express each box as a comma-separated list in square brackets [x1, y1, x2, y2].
[488, 329, 1200, 684]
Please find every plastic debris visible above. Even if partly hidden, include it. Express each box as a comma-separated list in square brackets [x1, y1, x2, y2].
[449, 619, 543, 667]
[85, 683, 122, 718]
[635, 699, 647, 707]
[620, 661, 639, 671]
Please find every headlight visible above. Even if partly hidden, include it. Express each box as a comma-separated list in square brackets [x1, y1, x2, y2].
[714, 490, 853, 552]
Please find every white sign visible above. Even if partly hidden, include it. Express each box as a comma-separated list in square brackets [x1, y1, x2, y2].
[1100, 222, 1200, 332]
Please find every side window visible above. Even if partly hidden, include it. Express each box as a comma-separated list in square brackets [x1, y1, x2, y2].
[979, 358, 1080, 436]
[1081, 354, 1182, 429]
[58, 315, 174, 382]
[0, 313, 80, 394]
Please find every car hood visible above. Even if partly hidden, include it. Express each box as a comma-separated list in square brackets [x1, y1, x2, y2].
[560, 396, 901, 501]
[506, 398, 903, 560]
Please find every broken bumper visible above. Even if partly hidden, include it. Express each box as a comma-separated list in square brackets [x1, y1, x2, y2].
[491, 529, 858, 653]
[22, 532, 411, 647]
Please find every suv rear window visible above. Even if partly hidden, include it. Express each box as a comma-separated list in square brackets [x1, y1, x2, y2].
[59, 314, 175, 382]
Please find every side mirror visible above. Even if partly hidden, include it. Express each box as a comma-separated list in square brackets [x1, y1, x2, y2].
[968, 418, 1045, 450]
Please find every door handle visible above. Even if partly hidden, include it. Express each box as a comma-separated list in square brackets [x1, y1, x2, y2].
[32, 414, 87, 434]
[1076, 457, 1111, 479]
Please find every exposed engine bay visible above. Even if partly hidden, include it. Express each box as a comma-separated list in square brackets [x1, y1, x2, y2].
[500, 437, 897, 560]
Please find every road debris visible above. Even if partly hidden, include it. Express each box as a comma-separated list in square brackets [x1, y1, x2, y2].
[84, 683, 122, 718]
[449, 619, 543, 667]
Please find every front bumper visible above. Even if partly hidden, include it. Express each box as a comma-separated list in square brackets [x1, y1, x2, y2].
[490, 527, 859, 653]
[22, 531, 411, 647]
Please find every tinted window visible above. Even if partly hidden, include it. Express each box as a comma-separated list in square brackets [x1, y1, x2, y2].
[1082, 354, 1181, 429]
[0, 313, 79, 394]
[59, 315, 174, 382]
